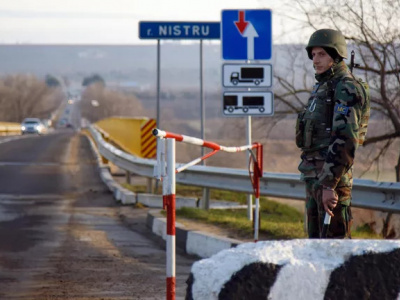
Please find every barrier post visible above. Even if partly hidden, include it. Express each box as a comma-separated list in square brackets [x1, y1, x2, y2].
[165, 138, 176, 300]
[146, 178, 153, 193]
[125, 171, 131, 184]
[252, 144, 263, 242]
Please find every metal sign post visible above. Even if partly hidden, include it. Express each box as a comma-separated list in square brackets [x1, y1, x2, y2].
[157, 39, 161, 128]
[249, 143, 263, 242]
[200, 39, 205, 153]
[246, 116, 252, 220]
[199, 39, 210, 210]
[221, 9, 273, 221]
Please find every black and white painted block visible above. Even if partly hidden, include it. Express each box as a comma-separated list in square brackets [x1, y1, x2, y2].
[186, 239, 400, 300]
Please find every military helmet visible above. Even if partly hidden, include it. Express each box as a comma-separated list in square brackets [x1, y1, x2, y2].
[306, 29, 347, 59]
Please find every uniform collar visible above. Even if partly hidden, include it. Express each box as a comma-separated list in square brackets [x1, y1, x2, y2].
[315, 61, 349, 83]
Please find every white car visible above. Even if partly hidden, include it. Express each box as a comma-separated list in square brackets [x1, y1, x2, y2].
[21, 118, 46, 135]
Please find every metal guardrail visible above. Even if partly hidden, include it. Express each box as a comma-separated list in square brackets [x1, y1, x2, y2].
[0, 122, 21, 135]
[88, 125, 400, 213]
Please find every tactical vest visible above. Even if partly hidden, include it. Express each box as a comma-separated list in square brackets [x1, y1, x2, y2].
[296, 75, 370, 153]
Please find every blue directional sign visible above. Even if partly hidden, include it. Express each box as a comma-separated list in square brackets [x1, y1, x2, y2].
[139, 22, 220, 39]
[222, 10, 272, 60]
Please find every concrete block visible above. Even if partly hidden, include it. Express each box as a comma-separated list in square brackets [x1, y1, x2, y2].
[176, 197, 198, 208]
[121, 190, 136, 205]
[152, 217, 167, 240]
[137, 194, 163, 208]
[137, 194, 197, 208]
[186, 231, 242, 258]
[113, 187, 122, 201]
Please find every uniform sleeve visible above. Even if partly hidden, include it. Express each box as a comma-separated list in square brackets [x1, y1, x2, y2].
[317, 80, 363, 188]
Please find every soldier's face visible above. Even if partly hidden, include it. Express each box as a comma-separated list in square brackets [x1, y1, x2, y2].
[311, 47, 334, 74]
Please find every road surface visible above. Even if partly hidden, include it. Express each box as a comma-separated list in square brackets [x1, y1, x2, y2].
[0, 130, 197, 299]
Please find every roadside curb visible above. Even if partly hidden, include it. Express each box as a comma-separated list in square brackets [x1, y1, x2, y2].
[100, 168, 244, 258]
[146, 210, 243, 258]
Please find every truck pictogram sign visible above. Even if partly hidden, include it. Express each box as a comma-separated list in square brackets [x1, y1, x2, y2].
[223, 64, 272, 88]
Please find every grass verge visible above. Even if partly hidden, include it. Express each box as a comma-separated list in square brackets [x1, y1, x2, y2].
[176, 203, 306, 240]
[122, 183, 382, 240]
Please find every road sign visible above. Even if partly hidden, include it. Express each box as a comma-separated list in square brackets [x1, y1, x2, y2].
[223, 64, 272, 88]
[139, 22, 220, 39]
[141, 119, 157, 158]
[221, 10, 272, 60]
[223, 92, 274, 116]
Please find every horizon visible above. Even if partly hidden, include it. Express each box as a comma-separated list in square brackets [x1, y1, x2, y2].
[0, 1, 310, 45]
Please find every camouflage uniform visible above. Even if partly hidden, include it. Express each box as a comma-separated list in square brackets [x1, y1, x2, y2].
[296, 36, 370, 238]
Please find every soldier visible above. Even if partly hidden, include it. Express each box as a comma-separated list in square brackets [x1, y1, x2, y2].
[296, 29, 370, 238]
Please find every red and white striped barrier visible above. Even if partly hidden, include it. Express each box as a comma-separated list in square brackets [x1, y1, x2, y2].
[152, 128, 263, 300]
[164, 138, 176, 300]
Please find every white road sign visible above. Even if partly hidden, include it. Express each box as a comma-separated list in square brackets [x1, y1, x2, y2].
[223, 92, 274, 116]
[223, 64, 272, 88]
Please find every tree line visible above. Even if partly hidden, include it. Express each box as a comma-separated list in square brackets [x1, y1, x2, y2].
[79, 82, 146, 123]
[0, 74, 64, 122]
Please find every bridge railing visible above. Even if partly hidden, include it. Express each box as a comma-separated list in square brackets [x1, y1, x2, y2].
[0, 122, 21, 136]
[88, 124, 400, 213]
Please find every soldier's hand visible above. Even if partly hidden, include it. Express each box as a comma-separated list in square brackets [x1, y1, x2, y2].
[322, 187, 338, 217]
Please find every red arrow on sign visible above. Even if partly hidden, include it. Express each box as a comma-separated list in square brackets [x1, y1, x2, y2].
[235, 11, 248, 34]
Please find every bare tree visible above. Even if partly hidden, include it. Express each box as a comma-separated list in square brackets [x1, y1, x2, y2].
[80, 83, 147, 122]
[275, 1, 399, 127]
[0, 74, 63, 122]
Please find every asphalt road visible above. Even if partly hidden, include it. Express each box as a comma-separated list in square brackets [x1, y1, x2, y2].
[0, 130, 197, 299]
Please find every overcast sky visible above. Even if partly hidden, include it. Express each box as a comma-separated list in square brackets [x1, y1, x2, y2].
[0, 0, 306, 45]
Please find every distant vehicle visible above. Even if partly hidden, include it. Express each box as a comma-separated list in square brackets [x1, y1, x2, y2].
[59, 118, 73, 128]
[21, 118, 46, 135]
[230, 67, 264, 85]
